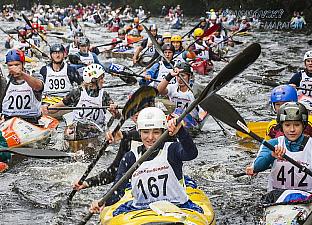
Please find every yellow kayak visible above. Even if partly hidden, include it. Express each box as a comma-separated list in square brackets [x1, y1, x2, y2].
[99, 186, 216, 225]
[236, 121, 269, 140]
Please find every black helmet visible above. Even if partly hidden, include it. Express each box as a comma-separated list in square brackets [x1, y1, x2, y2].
[161, 43, 175, 52]
[78, 37, 90, 46]
[50, 43, 65, 53]
[277, 102, 308, 127]
[74, 31, 84, 38]
[175, 62, 193, 75]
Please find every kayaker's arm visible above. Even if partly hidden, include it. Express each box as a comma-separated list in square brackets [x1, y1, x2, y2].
[22, 71, 44, 92]
[157, 69, 180, 96]
[288, 71, 302, 87]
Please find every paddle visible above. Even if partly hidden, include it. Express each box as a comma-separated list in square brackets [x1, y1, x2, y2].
[0, 27, 49, 58]
[94, 40, 122, 48]
[103, 62, 160, 82]
[200, 93, 312, 178]
[48, 106, 123, 110]
[77, 42, 261, 225]
[217, 28, 247, 46]
[308, 40, 312, 45]
[22, 13, 50, 47]
[0, 148, 73, 159]
[67, 86, 158, 202]
[182, 21, 201, 39]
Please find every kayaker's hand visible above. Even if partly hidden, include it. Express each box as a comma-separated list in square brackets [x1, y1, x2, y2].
[0, 115, 5, 124]
[109, 103, 120, 118]
[245, 165, 257, 176]
[170, 68, 181, 77]
[105, 130, 123, 143]
[8, 64, 23, 78]
[144, 74, 151, 80]
[168, 117, 182, 136]
[132, 56, 138, 64]
[89, 200, 103, 214]
[41, 105, 49, 115]
[272, 145, 286, 160]
[73, 181, 89, 191]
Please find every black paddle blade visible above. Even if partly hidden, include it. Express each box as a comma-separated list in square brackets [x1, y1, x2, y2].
[308, 40, 312, 46]
[0, 148, 71, 159]
[103, 62, 137, 84]
[200, 94, 249, 134]
[122, 86, 158, 119]
[68, 54, 84, 64]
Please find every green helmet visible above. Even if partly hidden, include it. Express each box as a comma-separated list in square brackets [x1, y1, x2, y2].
[175, 62, 193, 75]
[277, 102, 308, 127]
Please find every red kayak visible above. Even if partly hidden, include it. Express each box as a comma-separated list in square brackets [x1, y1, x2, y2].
[191, 58, 214, 75]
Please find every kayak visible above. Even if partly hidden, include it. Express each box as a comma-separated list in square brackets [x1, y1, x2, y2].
[261, 190, 312, 225]
[236, 121, 269, 139]
[191, 59, 214, 75]
[42, 96, 71, 119]
[0, 115, 59, 148]
[127, 35, 144, 44]
[99, 186, 216, 225]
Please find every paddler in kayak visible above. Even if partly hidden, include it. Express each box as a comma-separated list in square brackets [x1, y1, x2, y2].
[289, 50, 312, 107]
[0, 49, 44, 124]
[266, 85, 312, 139]
[139, 43, 176, 87]
[157, 62, 205, 129]
[41, 63, 120, 129]
[40, 44, 83, 97]
[87, 106, 203, 215]
[109, 28, 133, 52]
[66, 31, 84, 55]
[246, 102, 312, 203]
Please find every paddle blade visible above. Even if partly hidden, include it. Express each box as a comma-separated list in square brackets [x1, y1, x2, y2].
[308, 40, 312, 46]
[200, 94, 249, 134]
[103, 62, 137, 84]
[122, 86, 158, 119]
[0, 148, 71, 159]
[201, 23, 220, 38]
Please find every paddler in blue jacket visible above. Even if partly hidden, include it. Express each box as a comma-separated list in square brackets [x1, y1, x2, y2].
[246, 102, 312, 203]
[88, 107, 202, 215]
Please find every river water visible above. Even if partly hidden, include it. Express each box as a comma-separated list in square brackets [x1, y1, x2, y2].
[0, 17, 310, 225]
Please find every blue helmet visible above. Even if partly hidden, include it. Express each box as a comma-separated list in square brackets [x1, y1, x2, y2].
[270, 85, 297, 111]
[5, 49, 25, 64]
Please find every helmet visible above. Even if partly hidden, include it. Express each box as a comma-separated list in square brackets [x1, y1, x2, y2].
[18, 29, 27, 37]
[210, 14, 217, 20]
[149, 24, 157, 31]
[162, 43, 175, 52]
[171, 35, 182, 42]
[200, 17, 206, 22]
[277, 102, 308, 126]
[78, 37, 90, 46]
[133, 17, 139, 23]
[162, 32, 172, 39]
[5, 49, 25, 63]
[50, 43, 65, 53]
[270, 85, 298, 103]
[193, 28, 204, 38]
[118, 28, 126, 35]
[304, 50, 312, 61]
[137, 107, 167, 130]
[176, 62, 193, 75]
[83, 64, 105, 83]
[74, 31, 84, 38]
[241, 16, 247, 20]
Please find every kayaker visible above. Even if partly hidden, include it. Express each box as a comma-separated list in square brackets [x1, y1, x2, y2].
[42, 63, 119, 128]
[110, 28, 132, 52]
[161, 32, 172, 44]
[139, 43, 176, 87]
[68, 17, 82, 37]
[237, 16, 251, 32]
[0, 49, 44, 124]
[66, 31, 84, 55]
[40, 44, 83, 97]
[289, 51, 312, 104]
[4, 28, 33, 58]
[157, 62, 205, 129]
[198, 17, 209, 31]
[132, 24, 161, 65]
[88, 106, 203, 215]
[246, 102, 312, 191]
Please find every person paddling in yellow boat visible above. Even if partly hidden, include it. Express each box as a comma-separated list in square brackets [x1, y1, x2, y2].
[41, 63, 120, 129]
[0, 49, 44, 124]
[88, 107, 203, 215]
[246, 102, 312, 204]
[265, 85, 312, 140]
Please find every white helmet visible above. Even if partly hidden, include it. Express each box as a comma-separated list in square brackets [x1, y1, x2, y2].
[83, 64, 105, 83]
[304, 50, 312, 61]
[137, 107, 167, 130]
[210, 14, 217, 20]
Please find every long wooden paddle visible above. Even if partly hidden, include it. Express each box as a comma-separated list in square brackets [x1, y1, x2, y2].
[94, 40, 122, 48]
[0, 148, 74, 159]
[67, 86, 158, 202]
[77, 43, 261, 225]
[22, 13, 50, 47]
[200, 93, 312, 178]
[48, 106, 123, 110]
